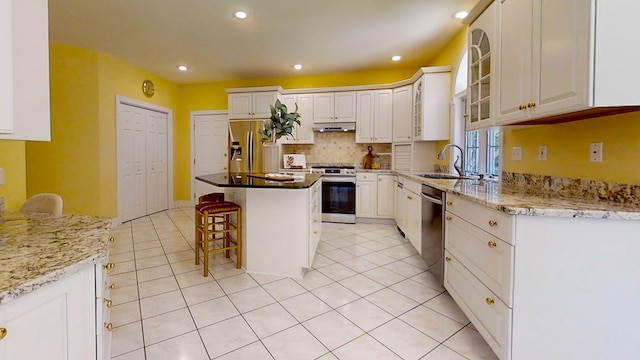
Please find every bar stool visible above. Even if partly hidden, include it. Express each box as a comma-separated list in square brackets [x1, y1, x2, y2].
[195, 201, 242, 277]
[198, 192, 224, 204]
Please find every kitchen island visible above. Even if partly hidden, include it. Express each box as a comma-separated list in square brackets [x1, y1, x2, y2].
[196, 172, 322, 278]
[0, 212, 112, 359]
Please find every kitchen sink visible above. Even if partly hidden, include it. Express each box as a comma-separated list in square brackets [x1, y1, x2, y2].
[417, 172, 474, 180]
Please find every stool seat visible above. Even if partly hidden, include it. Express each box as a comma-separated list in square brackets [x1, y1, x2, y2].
[198, 192, 224, 204]
[195, 200, 242, 277]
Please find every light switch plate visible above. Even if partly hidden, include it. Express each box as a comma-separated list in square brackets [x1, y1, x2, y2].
[538, 145, 547, 161]
[590, 142, 603, 162]
[0, 168, 4, 185]
[512, 147, 522, 161]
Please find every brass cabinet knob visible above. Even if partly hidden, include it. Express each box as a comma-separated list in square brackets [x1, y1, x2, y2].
[109, 236, 115, 243]
[407, 196, 412, 200]
[446, 216, 452, 221]
[224, 153, 227, 157]
[0, 328, 6, 341]
[486, 297, 495, 305]
[105, 323, 113, 331]
[105, 299, 113, 308]
[518, 104, 526, 110]
[527, 102, 536, 108]
[445, 256, 452, 262]
[109, 284, 116, 290]
[103, 263, 116, 271]
[488, 220, 498, 227]
[446, 201, 453, 206]
[488, 241, 497, 248]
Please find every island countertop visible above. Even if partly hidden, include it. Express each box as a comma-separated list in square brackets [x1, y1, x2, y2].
[196, 172, 322, 189]
[0, 213, 112, 304]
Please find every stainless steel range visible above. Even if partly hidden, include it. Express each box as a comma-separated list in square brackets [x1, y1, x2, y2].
[311, 165, 356, 224]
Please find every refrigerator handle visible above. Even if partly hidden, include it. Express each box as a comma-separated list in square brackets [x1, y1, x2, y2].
[246, 130, 253, 173]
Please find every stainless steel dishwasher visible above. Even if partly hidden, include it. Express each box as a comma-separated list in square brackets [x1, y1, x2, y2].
[421, 184, 445, 284]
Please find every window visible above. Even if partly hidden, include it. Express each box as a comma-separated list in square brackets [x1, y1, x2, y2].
[465, 128, 500, 177]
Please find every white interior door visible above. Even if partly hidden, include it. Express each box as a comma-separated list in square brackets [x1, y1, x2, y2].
[193, 112, 228, 202]
[146, 110, 168, 214]
[117, 99, 171, 223]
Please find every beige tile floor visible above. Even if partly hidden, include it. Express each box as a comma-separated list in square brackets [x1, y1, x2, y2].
[108, 207, 498, 360]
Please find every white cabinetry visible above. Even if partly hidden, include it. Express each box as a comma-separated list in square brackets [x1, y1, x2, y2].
[392, 85, 412, 142]
[308, 181, 322, 266]
[467, 2, 499, 130]
[0, 267, 97, 360]
[376, 174, 395, 218]
[413, 71, 451, 140]
[313, 92, 356, 123]
[228, 91, 279, 119]
[498, 0, 640, 125]
[356, 90, 393, 143]
[0, 0, 51, 140]
[356, 173, 396, 219]
[279, 93, 314, 144]
[396, 177, 421, 253]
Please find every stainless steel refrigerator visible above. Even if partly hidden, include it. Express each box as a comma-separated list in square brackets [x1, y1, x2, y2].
[228, 120, 266, 173]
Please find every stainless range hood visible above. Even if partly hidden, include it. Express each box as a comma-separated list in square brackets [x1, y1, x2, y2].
[312, 122, 356, 132]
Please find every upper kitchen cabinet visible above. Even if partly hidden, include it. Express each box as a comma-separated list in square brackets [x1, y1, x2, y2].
[466, 2, 499, 130]
[278, 93, 314, 144]
[356, 89, 393, 143]
[0, 0, 51, 141]
[313, 91, 356, 123]
[413, 68, 451, 141]
[227, 89, 280, 119]
[392, 85, 412, 142]
[498, 0, 640, 125]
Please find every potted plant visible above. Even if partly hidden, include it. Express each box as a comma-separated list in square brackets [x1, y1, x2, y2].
[260, 99, 301, 142]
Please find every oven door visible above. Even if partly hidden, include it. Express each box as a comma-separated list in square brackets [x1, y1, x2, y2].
[321, 176, 356, 224]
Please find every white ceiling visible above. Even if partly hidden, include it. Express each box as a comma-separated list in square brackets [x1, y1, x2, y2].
[48, 0, 475, 84]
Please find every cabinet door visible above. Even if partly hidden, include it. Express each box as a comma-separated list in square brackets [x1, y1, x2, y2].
[334, 92, 357, 122]
[228, 93, 253, 119]
[0, 0, 50, 140]
[0, 0, 13, 133]
[376, 174, 395, 218]
[374, 90, 393, 143]
[532, 0, 591, 118]
[407, 189, 422, 254]
[294, 94, 314, 143]
[356, 179, 376, 217]
[313, 93, 334, 123]
[498, 0, 533, 125]
[279, 94, 298, 144]
[392, 85, 413, 142]
[0, 268, 96, 360]
[419, 73, 450, 141]
[253, 92, 278, 118]
[356, 91, 374, 143]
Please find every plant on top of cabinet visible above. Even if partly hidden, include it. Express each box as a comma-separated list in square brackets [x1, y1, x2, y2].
[260, 99, 301, 143]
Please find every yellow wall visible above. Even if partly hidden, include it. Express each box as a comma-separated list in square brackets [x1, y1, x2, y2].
[503, 112, 640, 184]
[0, 141, 26, 211]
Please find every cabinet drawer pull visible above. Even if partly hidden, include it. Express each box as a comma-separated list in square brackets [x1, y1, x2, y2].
[445, 256, 452, 262]
[105, 299, 113, 308]
[0, 328, 6, 341]
[446, 216, 452, 221]
[105, 323, 113, 331]
[488, 220, 497, 227]
[103, 263, 116, 271]
[527, 102, 536, 108]
[486, 297, 495, 305]
[407, 196, 412, 200]
[109, 284, 116, 290]
[488, 241, 497, 248]
[109, 236, 115, 243]
[446, 201, 453, 206]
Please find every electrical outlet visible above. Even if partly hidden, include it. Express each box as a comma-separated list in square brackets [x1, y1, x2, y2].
[590, 142, 603, 162]
[512, 146, 522, 161]
[0, 168, 3, 185]
[538, 145, 547, 161]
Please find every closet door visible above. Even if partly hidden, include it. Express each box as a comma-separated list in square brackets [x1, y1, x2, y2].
[146, 110, 168, 214]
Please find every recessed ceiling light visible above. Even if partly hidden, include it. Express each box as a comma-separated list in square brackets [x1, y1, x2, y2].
[177, 65, 188, 71]
[234, 11, 247, 19]
[293, 64, 303, 70]
[391, 55, 402, 62]
[454, 10, 468, 19]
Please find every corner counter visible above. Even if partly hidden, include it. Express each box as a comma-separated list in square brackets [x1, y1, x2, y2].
[196, 172, 322, 189]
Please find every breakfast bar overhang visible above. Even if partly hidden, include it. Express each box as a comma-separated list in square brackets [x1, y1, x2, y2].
[196, 172, 322, 278]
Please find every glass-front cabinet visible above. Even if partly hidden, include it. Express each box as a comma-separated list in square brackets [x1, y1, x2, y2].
[466, 1, 498, 131]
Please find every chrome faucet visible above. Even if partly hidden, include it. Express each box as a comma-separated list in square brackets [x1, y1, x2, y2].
[437, 144, 465, 177]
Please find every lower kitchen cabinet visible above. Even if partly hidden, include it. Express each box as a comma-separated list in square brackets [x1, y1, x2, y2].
[444, 193, 640, 359]
[356, 173, 395, 219]
[0, 266, 98, 360]
[396, 176, 421, 253]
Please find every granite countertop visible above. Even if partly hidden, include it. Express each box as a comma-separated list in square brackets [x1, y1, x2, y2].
[0, 213, 112, 304]
[197, 172, 322, 189]
[398, 172, 640, 220]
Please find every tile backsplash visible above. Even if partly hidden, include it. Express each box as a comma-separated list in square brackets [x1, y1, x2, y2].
[282, 132, 392, 168]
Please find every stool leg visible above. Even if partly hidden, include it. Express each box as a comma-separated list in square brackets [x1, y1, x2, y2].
[224, 213, 230, 258]
[203, 209, 209, 277]
[195, 209, 201, 265]
[236, 208, 242, 269]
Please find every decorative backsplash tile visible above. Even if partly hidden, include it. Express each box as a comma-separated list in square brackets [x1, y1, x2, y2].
[282, 132, 392, 169]
[502, 171, 640, 205]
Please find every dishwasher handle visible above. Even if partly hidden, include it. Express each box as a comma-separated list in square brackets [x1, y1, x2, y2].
[421, 192, 442, 205]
